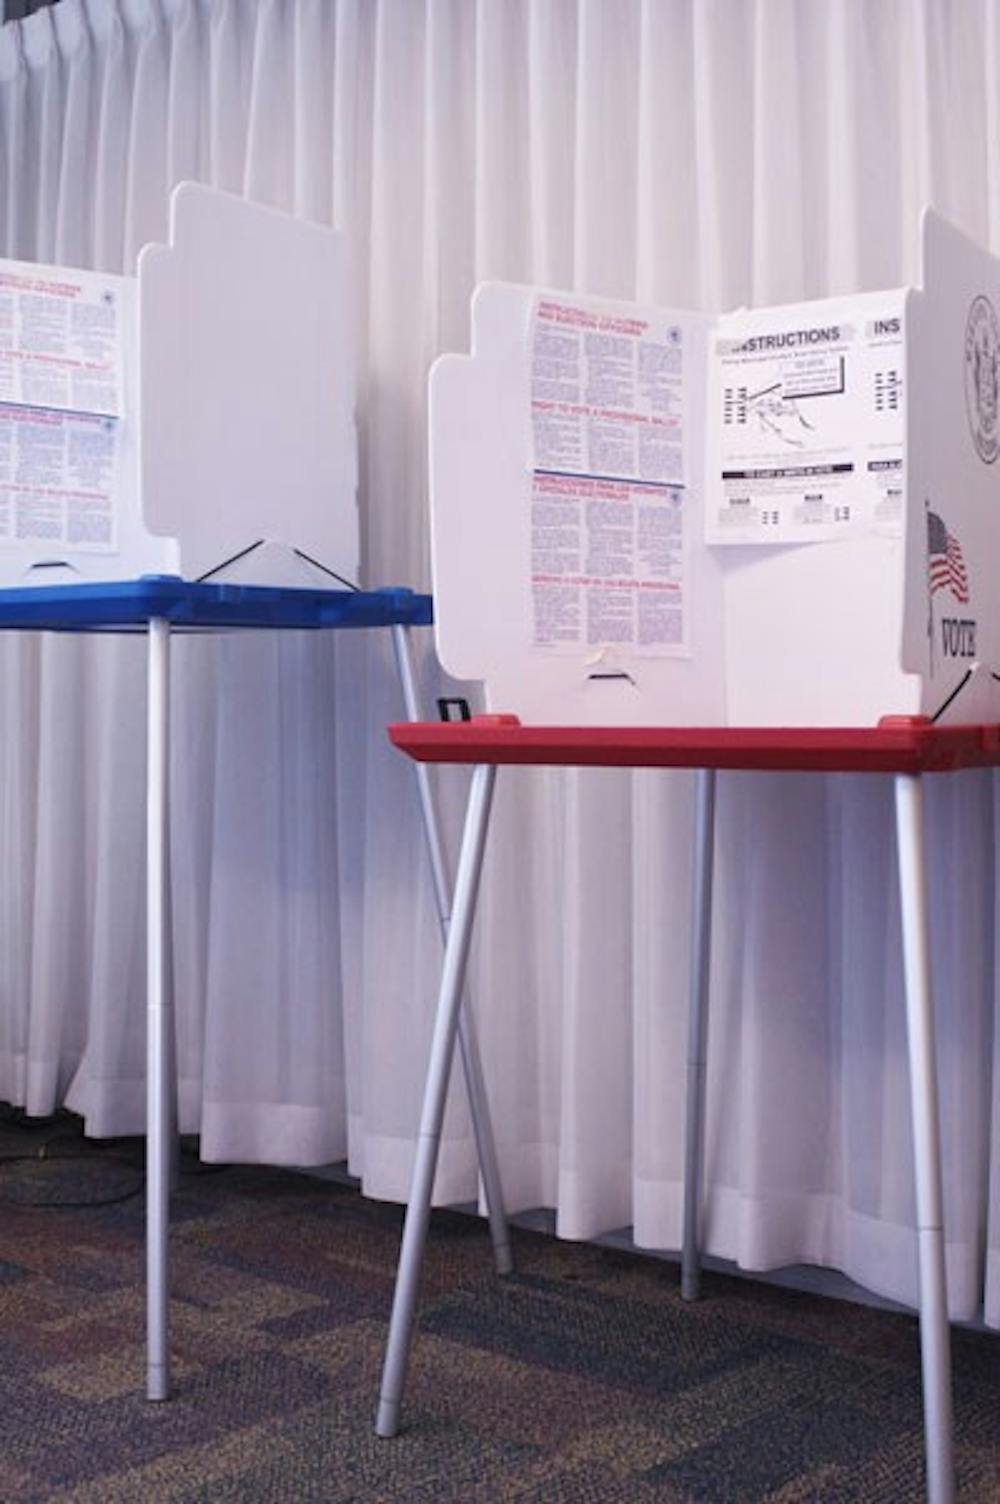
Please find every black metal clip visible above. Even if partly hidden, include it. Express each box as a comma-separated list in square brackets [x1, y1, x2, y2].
[437, 697, 471, 722]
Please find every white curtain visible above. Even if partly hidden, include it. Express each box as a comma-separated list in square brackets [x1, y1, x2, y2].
[2, 0, 1000, 1326]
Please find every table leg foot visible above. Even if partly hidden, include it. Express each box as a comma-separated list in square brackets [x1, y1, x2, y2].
[375, 1396, 400, 1439]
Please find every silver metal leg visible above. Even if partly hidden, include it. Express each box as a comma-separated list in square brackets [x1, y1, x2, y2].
[164, 784, 180, 1196]
[681, 767, 716, 1302]
[146, 618, 171, 1401]
[391, 626, 512, 1276]
[894, 773, 954, 1504]
[376, 763, 498, 1438]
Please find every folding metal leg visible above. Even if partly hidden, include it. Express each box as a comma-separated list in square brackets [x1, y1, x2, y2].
[894, 773, 954, 1504]
[376, 763, 498, 1438]
[146, 618, 172, 1401]
[681, 767, 716, 1301]
[164, 788, 180, 1196]
[391, 626, 512, 1276]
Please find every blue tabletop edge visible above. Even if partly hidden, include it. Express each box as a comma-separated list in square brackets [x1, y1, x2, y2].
[0, 577, 434, 631]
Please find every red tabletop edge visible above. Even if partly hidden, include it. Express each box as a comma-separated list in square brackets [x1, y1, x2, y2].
[387, 716, 1000, 774]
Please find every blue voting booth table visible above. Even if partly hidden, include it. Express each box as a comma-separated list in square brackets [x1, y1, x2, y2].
[0, 576, 515, 1409]
[0, 184, 514, 1413]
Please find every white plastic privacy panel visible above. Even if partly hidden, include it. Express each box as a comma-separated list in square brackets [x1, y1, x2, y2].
[0, 185, 357, 588]
[713, 290, 922, 727]
[430, 283, 725, 726]
[903, 211, 1000, 721]
[723, 536, 920, 725]
[139, 183, 358, 586]
[434, 230, 1000, 728]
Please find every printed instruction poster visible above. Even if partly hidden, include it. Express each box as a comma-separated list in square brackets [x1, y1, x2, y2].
[706, 294, 904, 544]
[0, 406, 118, 549]
[0, 265, 123, 417]
[529, 296, 690, 656]
[0, 261, 125, 553]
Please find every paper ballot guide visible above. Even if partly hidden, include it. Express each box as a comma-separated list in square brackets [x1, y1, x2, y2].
[0, 259, 126, 556]
[707, 296, 903, 545]
[526, 289, 903, 661]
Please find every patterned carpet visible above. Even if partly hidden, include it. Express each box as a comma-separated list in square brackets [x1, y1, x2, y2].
[0, 1114, 997, 1502]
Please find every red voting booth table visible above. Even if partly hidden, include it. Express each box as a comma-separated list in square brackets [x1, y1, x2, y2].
[378, 205, 1000, 1504]
[373, 713, 1000, 1504]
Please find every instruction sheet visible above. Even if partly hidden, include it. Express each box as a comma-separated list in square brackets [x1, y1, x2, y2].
[0, 264, 123, 417]
[0, 406, 118, 549]
[529, 296, 689, 656]
[707, 294, 904, 544]
[0, 261, 125, 553]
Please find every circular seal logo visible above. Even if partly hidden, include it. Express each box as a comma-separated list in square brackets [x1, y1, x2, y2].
[964, 294, 1000, 464]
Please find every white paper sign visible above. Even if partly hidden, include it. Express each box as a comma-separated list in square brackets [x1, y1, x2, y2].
[706, 293, 904, 544]
[0, 404, 118, 551]
[529, 297, 689, 655]
[0, 263, 124, 418]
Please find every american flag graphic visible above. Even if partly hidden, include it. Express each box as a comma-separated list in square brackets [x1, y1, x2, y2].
[927, 510, 970, 604]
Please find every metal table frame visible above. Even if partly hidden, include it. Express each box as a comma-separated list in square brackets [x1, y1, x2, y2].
[0, 577, 511, 1403]
[373, 713, 998, 1504]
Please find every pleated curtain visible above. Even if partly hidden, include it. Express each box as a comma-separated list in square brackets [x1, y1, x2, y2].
[1, 0, 1000, 1327]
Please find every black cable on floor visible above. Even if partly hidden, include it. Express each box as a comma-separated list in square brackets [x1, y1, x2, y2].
[0, 1107, 232, 1206]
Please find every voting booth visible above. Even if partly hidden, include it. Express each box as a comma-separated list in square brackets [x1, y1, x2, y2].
[0, 180, 357, 589]
[376, 211, 1000, 1504]
[0, 183, 515, 1419]
[429, 209, 1000, 729]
